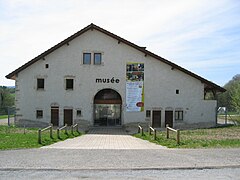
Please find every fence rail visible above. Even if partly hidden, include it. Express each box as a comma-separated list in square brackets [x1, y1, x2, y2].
[148, 126, 156, 140]
[71, 124, 79, 135]
[138, 124, 144, 136]
[38, 124, 53, 144]
[57, 124, 68, 139]
[166, 124, 180, 144]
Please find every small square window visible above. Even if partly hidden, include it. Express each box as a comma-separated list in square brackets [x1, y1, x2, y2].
[77, 110, 82, 117]
[37, 78, 44, 90]
[66, 79, 74, 90]
[146, 110, 151, 118]
[175, 111, 183, 120]
[94, 53, 102, 65]
[36, 110, 43, 119]
[176, 89, 179, 94]
[45, 64, 49, 68]
[83, 53, 91, 64]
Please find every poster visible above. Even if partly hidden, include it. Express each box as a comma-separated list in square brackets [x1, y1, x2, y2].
[126, 62, 144, 112]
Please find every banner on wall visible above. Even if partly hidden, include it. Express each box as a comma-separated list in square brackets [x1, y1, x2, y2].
[126, 62, 144, 112]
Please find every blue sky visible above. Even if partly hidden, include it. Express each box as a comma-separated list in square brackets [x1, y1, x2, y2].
[0, 0, 239, 86]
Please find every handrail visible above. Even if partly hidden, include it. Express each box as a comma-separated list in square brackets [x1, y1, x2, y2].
[166, 124, 180, 144]
[138, 124, 144, 136]
[38, 124, 53, 144]
[71, 124, 79, 135]
[148, 126, 156, 140]
[57, 124, 68, 139]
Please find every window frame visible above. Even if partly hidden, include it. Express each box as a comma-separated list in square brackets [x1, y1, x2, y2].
[66, 79, 74, 90]
[175, 110, 183, 121]
[76, 110, 82, 117]
[146, 110, 151, 118]
[94, 53, 102, 65]
[37, 78, 44, 90]
[83, 53, 91, 64]
[36, 110, 43, 119]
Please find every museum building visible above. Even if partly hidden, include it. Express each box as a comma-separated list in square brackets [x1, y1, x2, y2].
[6, 24, 225, 129]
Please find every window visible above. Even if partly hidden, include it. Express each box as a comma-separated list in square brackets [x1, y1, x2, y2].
[37, 78, 44, 90]
[66, 79, 74, 90]
[175, 111, 183, 120]
[77, 110, 82, 117]
[146, 110, 151, 118]
[45, 64, 49, 68]
[94, 53, 102, 65]
[36, 110, 43, 119]
[176, 89, 179, 94]
[83, 53, 91, 64]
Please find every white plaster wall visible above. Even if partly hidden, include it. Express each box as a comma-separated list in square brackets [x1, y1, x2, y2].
[15, 29, 217, 128]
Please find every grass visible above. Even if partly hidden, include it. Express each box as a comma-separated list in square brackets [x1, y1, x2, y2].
[0, 125, 82, 150]
[0, 115, 14, 119]
[134, 125, 240, 148]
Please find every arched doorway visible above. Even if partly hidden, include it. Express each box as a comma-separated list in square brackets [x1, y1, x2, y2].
[94, 89, 122, 126]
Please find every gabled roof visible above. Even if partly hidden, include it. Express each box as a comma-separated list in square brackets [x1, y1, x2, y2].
[6, 23, 225, 92]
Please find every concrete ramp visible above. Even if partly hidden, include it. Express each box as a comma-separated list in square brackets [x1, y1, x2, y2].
[43, 127, 166, 149]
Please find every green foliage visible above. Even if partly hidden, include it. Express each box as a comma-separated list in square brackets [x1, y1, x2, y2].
[0, 125, 82, 150]
[0, 86, 15, 115]
[218, 74, 240, 112]
[134, 126, 240, 148]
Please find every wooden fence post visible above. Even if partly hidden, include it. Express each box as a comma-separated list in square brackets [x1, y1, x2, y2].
[166, 124, 169, 139]
[149, 126, 151, 135]
[38, 129, 41, 144]
[65, 124, 68, 134]
[153, 129, 156, 140]
[76, 124, 79, 133]
[71, 125, 73, 135]
[57, 128, 60, 139]
[50, 124, 53, 139]
[177, 130, 180, 144]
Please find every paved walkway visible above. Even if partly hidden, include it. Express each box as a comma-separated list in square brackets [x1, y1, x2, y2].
[43, 127, 166, 149]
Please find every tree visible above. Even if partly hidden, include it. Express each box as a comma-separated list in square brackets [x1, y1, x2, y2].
[229, 81, 240, 113]
[0, 86, 15, 114]
[218, 74, 240, 113]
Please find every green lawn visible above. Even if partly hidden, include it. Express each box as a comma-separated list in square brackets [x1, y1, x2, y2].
[0, 125, 82, 150]
[134, 125, 240, 148]
[0, 115, 14, 119]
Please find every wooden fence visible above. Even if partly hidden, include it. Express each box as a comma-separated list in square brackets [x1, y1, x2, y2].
[38, 124, 53, 144]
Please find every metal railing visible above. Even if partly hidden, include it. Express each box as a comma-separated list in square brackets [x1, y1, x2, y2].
[38, 124, 53, 144]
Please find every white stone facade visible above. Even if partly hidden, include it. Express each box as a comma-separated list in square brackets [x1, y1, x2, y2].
[7, 24, 224, 129]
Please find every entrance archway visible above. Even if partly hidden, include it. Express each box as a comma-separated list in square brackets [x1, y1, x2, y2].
[94, 89, 122, 126]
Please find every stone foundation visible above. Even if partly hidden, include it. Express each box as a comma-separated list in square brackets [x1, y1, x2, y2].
[15, 119, 49, 128]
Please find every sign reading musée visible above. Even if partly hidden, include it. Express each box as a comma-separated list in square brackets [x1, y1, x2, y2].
[95, 62, 144, 112]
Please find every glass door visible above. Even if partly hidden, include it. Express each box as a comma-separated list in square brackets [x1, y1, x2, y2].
[94, 104, 121, 126]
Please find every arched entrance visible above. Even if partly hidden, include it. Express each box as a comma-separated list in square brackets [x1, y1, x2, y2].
[94, 89, 122, 126]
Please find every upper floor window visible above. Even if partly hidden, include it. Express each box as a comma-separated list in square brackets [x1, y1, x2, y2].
[94, 53, 102, 65]
[66, 79, 74, 90]
[37, 78, 44, 90]
[83, 53, 91, 64]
